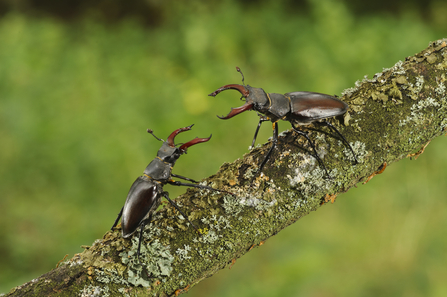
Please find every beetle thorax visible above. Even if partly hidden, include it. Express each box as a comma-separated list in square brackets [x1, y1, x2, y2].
[143, 158, 173, 181]
[264, 93, 291, 121]
[143, 142, 181, 181]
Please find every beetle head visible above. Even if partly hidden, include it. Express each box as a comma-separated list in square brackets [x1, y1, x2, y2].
[155, 125, 211, 165]
[209, 84, 269, 119]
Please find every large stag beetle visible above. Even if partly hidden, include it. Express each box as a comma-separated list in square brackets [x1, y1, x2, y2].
[111, 125, 230, 262]
[209, 67, 358, 177]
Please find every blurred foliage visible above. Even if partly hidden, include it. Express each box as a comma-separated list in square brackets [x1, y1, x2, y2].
[1, 0, 447, 28]
[1, 0, 447, 295]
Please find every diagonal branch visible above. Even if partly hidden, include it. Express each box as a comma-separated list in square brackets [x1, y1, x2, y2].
[5, 39, 447, 297]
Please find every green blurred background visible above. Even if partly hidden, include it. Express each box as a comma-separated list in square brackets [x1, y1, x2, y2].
[1, 0, 447, 295]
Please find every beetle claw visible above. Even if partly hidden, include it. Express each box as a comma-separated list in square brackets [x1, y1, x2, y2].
[208, 84, 250, 97]
[216, 103, 254, 120]
[217, 113, 231, 119]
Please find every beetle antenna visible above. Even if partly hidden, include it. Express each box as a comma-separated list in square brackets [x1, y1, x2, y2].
[236, 66, 245, 86]
[147, 129, 164, 142]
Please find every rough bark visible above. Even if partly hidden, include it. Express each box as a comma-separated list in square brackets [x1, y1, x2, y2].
[6, 39, 447, 297]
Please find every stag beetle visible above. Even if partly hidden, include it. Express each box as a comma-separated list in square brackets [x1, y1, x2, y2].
[111, 125, 229, 263]
[209, 67, 358, 176]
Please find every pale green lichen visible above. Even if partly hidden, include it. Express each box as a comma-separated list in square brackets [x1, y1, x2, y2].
[435, 80, 446, 95]
[440, 118, 447, 131]
[210, 215, 232, 231]
[195, 215, 232, 246]
[254, 198, 278, 211]
[401, 75, 424, 101]
[292, 197, 308, 210]
[415, 76, 424, 92]
[79, 284, 110, 297]
[243, 167, 256, 179]
[95, 267, 128, 286]
[175, 245, 192, 261]
[287, 165, 335, 200]
[378, 60, 406, 77]
[68, 257, 83, 268]
[222, 194, 243, 216]
[238, 194, 275, 211]
[342, 74, 375, 97]
[198, 229, 220, 244]
[399, 97, 441, 126]
[343, 141, 367, 163]
[117, 288, 131, 297]
[117, 237, 174, 287]
[390, 60, 406, 75]
[341, 86, 357, 97]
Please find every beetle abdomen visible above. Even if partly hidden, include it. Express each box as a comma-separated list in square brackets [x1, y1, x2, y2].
[121, 176, 161, 238]
[286, 92, 348, 124]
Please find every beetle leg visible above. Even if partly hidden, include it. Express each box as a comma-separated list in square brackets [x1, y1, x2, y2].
[257, 122, 279, 173]
[162, 191, 199, 231]
[291, 123, 331, 178]
[171, 173, 199, 183]
[136, 218, 150, 264]
[323, 121, 359, 164]
[111, 206, 124, 230]
[135, 219, 156, 279]
[167, 179, 235, 196]
[250, 115, 270, 150]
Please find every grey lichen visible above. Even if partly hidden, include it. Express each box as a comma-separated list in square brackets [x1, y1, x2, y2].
[236, 190, 277, 215]
[79, 284, 110, 297]
[341, 86, 358, 97]
[440, 118, 447, 132]
[119, 237, 174, 287]
[222, 194, 243, 216]
[390, 60, 406, 75]
[198, 229, 220, 244]
[117, 288, 131, 297]
[287, 164, 334, 200]
[343, 141, 367, 163]
[175, 245, 192, 261]
[195, 215, 232, 246]
[435, 78, 446, 96]
[68, 256, 83, 268]
[209, 215, 232, 231]
[399, 97, 441, 126]
[243, 167, 257, 180]
[415, 76, 425, 92]
[402, 75, 425, 101]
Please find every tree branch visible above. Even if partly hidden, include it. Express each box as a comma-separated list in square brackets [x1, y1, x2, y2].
[6, 39, 447, 297]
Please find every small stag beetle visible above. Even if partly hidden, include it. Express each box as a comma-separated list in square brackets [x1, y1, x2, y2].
[111, 125, 228, 262]
[209, 67, 358, 176]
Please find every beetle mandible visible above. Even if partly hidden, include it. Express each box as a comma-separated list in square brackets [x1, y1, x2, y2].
[111, 125, 229, 262]
[209, 67, 358, 177]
